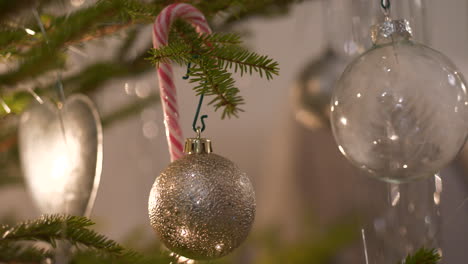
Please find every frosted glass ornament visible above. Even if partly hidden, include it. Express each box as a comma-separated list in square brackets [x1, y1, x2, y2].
[19, 95, 103, 216]
[331, 19, 468, 183]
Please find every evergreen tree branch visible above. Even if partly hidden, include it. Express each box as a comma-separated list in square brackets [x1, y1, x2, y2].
[0, 215, 179, 264]
[209, 45, 279, 79]
[0, 0, 54, 23]
[400, 248, 441, 264]
[0, 215, 135, 257]
[189, 58, 244, 119]
[0, 29, 30, 57]
[0, 243, 53, 263]
[0, 43, 153, 117]
[210, 0, 305, 26]
[0, 1, 116, 88]
[150, 22, 279, 79]
[71, 249, 173, 264]
[0, 0, 282, 122]
[0, 0, 161, 89]
[148, 22, 278, 118]
[146, 40, 193, 67]
[0, 0, 239, 58]
[0, 0, 297, 92]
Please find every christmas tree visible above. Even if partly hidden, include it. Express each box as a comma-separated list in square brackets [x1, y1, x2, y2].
[0, 0, 442, 263]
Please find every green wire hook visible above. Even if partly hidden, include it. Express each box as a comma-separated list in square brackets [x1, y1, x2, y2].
[182, 62, 191, 80]
[381, 0, 390, 10]
[182, 58, 207, 133]
[182, 55, 199, 80]
[192, 93, 208, 133]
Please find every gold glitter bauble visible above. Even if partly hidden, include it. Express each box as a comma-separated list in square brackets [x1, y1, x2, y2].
[148, 146, 256, 260]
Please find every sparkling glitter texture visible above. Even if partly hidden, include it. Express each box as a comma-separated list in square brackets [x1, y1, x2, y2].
[148, 153, 256, 260]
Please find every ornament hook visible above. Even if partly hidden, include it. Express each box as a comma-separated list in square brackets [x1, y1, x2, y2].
[182, 55, 199, 80]
[182, 62, 192, 80]
[381, 0, 391, 10]
[192, 93, 208, 133]
[381, 0, 391, 16]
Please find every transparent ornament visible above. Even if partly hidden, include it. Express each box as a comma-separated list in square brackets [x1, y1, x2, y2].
[331, 19, 468, 183]
[292, 0, 429, 131]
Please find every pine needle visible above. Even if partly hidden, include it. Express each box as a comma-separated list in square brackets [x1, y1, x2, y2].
[400, 248, 441, 264]
[0, 215, 136, 257]
[0, 243, 53, 263]
[147, 20, 279, 118]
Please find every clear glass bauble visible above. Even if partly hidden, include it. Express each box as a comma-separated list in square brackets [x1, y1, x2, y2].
[331, 20, 468, 183]
[292, 0, 430, 131]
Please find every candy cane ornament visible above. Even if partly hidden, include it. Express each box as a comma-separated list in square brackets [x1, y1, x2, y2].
[153, 3, 212, 162]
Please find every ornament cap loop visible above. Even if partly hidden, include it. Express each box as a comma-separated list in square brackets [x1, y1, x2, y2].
[371, 19, 412, 45]
[184, 137, 212, 154]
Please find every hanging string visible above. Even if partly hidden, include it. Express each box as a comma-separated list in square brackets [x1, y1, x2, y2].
[33, 8, 66, 105]
[28, 9, 47, 105]
[55, 73, 66, 105]
[32, 10, 48, 44]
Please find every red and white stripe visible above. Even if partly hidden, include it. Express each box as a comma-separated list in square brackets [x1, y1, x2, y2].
[153, 4, 212, 162]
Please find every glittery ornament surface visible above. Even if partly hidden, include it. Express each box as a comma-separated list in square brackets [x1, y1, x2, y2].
[148, 153, 256, 260]
[19, 95, 102, 216]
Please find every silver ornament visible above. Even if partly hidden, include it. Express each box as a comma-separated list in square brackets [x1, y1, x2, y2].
[18, 94, 103, 216]
[291, 49, 349, 130]
[148, 137, 256, 260]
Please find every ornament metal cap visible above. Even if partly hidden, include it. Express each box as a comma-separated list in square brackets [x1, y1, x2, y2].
[184, 137, 212, 154]
[371, 19, 413, 45]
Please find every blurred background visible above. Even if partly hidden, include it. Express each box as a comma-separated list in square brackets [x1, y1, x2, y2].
[0, 0, 467, 263]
